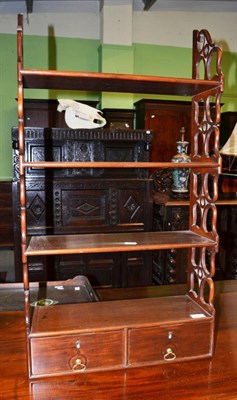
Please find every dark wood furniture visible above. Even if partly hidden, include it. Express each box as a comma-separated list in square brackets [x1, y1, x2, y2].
[0, 180, 14, 282]
[12, 127, 153, 285]
[102, 108, 135, 130]
[219, 111, 237, 191]
[135, 99, 193, 162]
[1, 281, 237, 399]
[153, 192, 237, 284]
[220, 111, 237, 148]
[220, 173, 237, 192]
[135, 99, 220, 164]
[0, 181, 13, 248]
[17, 14, 223, 379]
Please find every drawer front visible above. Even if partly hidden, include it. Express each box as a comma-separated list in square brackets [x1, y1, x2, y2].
[128, 320, 213, 366]
[30, 330, 125, 377]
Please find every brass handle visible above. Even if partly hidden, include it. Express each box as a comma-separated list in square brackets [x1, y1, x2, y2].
[164, 347, 176, 361]
[71, 355, 87, 372]
[69, 340, 87, 372]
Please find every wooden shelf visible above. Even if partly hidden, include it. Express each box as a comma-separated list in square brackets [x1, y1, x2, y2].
[16, 14, 223, 377]
[20, 69, 220, 96]
[26, 230, 216, 256]
[22, 160, 220, 169]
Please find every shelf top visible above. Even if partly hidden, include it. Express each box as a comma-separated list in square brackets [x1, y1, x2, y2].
[30, 295, 212, 336]
[26, 230, 216, 256]
[20, 69, 221, 96]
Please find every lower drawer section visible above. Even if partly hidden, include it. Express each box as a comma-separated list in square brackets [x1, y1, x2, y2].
[128, 320, 213, 366]
[30, 330, 125, 377]
[28, 297, 214, 378]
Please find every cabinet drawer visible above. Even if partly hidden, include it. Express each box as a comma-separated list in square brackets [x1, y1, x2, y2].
[128, 320, 213, 366]
[30, 330, 125, 377]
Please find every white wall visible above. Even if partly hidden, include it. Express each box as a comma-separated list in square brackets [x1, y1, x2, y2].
[0, 10, 237, 52]
[133, 11, 237, 52]
[0, 13, 100, 39]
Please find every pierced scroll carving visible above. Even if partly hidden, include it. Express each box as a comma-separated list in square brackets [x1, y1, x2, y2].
[188, 246, 215, 313]
[192, 29, 223, 83]
[188, 30, 223, 313]
[191, 171, 218, 238]
[192, 97, 221, 161]
[192, 29, 223, 162]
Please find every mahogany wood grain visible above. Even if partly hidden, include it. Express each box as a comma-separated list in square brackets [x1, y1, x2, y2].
[20, 69, 219, 96]
[30, 296, 211, 335]
[26, 231, 215, 256]
[1, 281, 237, 399]
[22, 161, 220, 169]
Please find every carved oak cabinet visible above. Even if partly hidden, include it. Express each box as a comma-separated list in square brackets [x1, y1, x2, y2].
[16, 13, 223, 379]
[12, 127, 153, 285]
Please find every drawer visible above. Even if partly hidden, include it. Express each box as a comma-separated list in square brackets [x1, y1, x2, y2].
[128, 320, 213, 366]
[30, 330, 125, 377]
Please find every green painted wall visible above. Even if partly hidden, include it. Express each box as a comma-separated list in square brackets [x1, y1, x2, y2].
[221, 50, 237, 111]
[0, 33, 236, 179]
[99, 44, 134, 108]
[0, 33, 100, 179]
[134, 43, 191, 77]
[0, 34, 18, 180]
[133, 43, 192, 104]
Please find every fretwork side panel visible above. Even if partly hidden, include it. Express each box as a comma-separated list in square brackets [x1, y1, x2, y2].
[188, 29, 223, 313]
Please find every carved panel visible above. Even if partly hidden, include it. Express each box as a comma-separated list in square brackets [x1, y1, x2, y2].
[12, 127, 153, 179]
[23, 179, 152, 235]
[13, 178, 153, 284]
